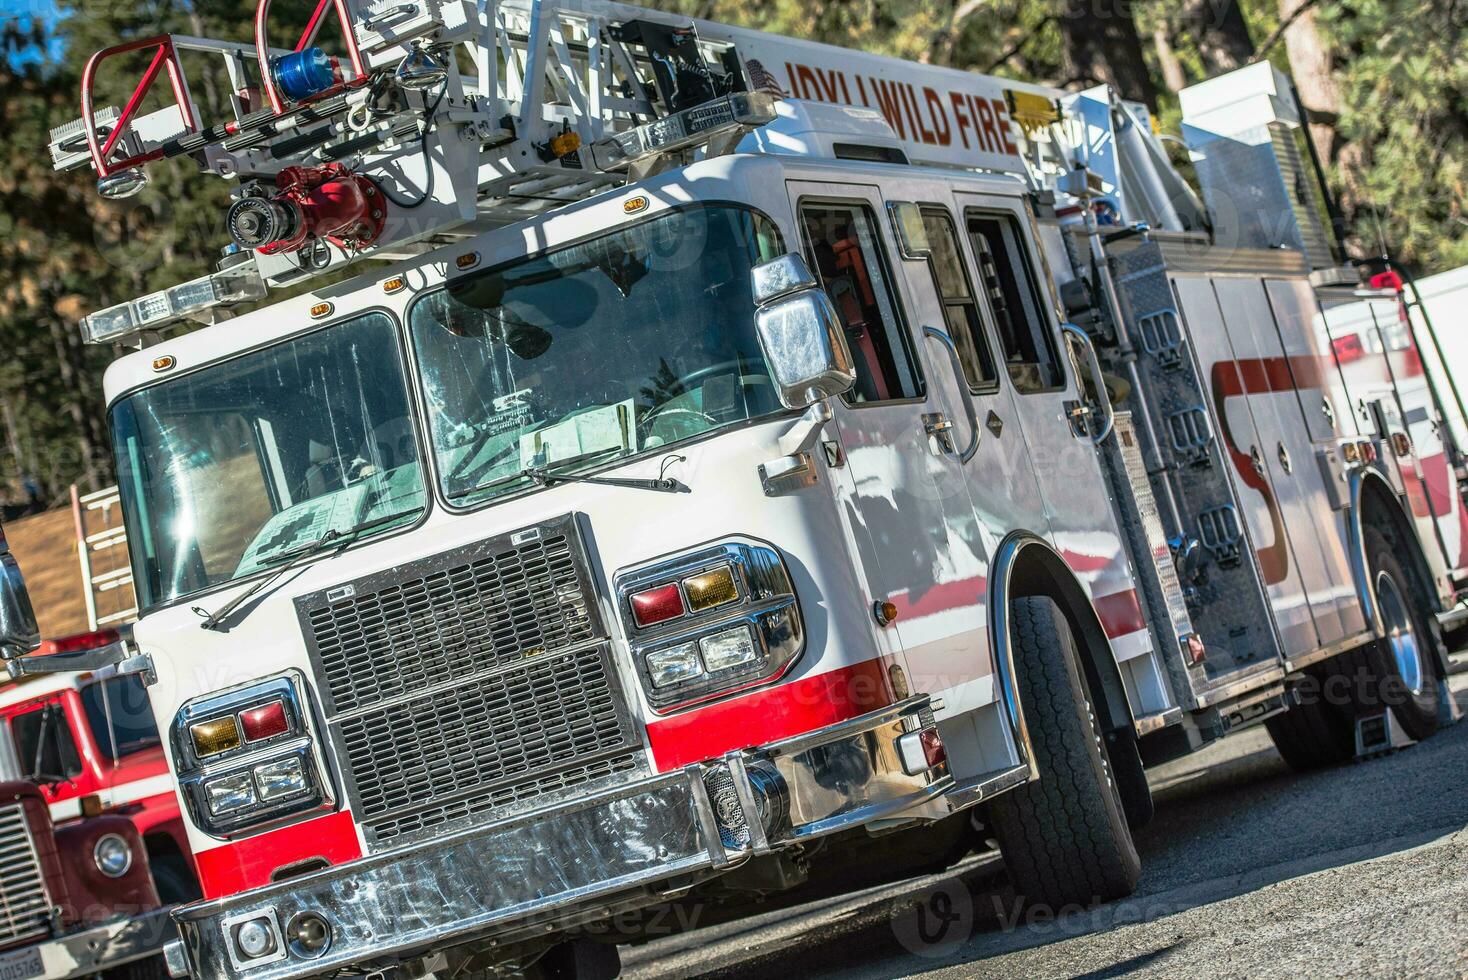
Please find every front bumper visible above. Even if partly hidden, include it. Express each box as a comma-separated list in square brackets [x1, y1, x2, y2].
[6, 908, 175, 980]
[172, 696, 948, 980]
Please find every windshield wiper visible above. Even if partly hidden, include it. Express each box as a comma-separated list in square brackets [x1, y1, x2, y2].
[193, 507, 422, 632]
[523, 450, 688, 494]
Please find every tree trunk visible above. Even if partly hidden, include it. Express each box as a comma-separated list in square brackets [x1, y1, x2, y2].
[1279, 0, 1341, 164]
[1184, 0, 1255, 75]
[1153, 23, 1187, 93]
[1057, 0, 1158, 112]
[1278, 0, 1368, 256]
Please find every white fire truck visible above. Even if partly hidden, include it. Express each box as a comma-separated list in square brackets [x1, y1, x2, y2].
[3, 3, 1465, 977]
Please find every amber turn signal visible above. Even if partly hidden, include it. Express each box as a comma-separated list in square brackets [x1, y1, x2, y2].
[683, 566, 739, 612]
[191, 716, 242, 757]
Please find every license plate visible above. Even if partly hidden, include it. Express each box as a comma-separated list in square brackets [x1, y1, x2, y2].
[0, 945, 44, 980]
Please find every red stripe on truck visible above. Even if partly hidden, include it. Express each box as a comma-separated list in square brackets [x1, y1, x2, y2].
[646, 658, 894, 770]
[195, 809, 361, 899]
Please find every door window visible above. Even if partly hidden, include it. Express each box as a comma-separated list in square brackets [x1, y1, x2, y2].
[918, 207, 999, 389]
[967, 212, 1064, 393]
[11, 704, 83, 782]
[799, 202, 924, 403]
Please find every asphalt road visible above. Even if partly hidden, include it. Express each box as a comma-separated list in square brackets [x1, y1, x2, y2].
[623, 670, 1468, 979]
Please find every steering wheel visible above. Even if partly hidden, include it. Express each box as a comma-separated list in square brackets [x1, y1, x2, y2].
[640, 360, 774, 432]
[667, 360, 775, 393]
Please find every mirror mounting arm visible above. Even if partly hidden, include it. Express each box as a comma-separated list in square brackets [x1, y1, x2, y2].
[5, 641, 157, 686]
[778, 399, 833, 458]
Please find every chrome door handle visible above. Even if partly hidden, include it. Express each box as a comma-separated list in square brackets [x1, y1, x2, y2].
[1061, 322, 1113, 444]
[922, 326, 979, 463]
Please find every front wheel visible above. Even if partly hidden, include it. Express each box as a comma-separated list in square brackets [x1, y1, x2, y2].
[987, 596, 1140, 911]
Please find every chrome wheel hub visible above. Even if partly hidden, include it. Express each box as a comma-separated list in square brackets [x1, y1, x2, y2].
[1376, 570, 1426, 697]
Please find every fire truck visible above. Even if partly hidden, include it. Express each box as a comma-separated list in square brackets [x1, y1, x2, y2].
[2, 2, 1464, 977]
[0, 631, 200, 904]
[0, 540, 178, 980]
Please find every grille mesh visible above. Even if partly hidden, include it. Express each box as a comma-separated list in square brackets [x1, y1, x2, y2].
[299, 518, 643, 847]
[0, 804, 50, 948]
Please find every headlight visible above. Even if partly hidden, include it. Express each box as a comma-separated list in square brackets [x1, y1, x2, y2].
[93, 833, 133, 878]
[646, 642, 702, 688]
[699, 625, 759, 671]
[172, 673, 333, 839]
[204, 771, 257, 816]
[254, 756, 309, 802]
[616, 541, 803, 711]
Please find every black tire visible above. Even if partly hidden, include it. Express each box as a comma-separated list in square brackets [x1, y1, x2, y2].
[1363, 526, 1440, 739]
[1266, 644, 1373, 770]
[1266, 527, 1441, 769]
[987, 597, 1140, 911]
[150, 851, 202, 905]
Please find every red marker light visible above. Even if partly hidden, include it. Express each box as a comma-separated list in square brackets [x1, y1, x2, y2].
[630, 584, 684, 628]
[239, 701, 289, 742]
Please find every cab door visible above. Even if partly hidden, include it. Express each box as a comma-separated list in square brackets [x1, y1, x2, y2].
[952, 192, 1149, 661]
[786, 180, 990, 708]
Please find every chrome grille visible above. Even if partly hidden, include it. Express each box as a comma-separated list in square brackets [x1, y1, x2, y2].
[298, 515, 644, 848]
[0, 804, 51, 948]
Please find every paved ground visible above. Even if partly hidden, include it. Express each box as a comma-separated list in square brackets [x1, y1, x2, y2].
[623, 670, 1468, 979]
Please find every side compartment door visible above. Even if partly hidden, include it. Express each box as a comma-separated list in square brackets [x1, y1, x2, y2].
[1262, 278, 1367, 640]
[1173, 276, 1319, 657]
[786, 182, 988, 705]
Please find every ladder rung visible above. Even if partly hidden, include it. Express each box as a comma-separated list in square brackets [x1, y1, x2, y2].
[80, 487, 121, 507]
[96, 608, 138, 625]
[86, 526, 128, 548]
[91, 567, 133, 586]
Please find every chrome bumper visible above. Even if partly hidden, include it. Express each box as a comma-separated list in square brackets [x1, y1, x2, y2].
[172, 696, 948, 980]
[25, 908, 174, 980]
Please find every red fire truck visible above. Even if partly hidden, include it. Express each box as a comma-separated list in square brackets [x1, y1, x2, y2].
[0, 633, 200, 905]
[0, 543, 196, 979]
[1, 3, 1464, 979]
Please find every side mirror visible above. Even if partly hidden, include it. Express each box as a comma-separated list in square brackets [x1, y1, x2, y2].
[0, 525, 39, 660]
[751, 254, 856, 409]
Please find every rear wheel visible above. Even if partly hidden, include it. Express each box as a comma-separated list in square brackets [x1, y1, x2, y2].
[987, 596, 1140, 911]
[1266, 526, 1440, 769]
[1365, 527, 1440, 739]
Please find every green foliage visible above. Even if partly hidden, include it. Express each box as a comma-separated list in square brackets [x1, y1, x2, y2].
[1321, 0, 1468, 267]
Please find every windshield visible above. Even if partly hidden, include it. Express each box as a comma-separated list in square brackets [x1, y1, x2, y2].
[112, 312, 428, 609]
[411, 205, 784, 504]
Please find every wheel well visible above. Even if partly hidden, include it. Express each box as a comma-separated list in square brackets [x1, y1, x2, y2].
[1356, 473, 1442, 617]
[1004, 537, 1134, 739]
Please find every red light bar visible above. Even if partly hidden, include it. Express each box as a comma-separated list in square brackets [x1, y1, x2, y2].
[630, 584, 685, 628]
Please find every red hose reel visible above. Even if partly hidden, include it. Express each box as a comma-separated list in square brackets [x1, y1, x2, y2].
[227, 163, 386, 255]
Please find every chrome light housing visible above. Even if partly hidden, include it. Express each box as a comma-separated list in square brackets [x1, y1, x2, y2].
[171, 672, 334, 838]
[616, 541, 803, 711]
